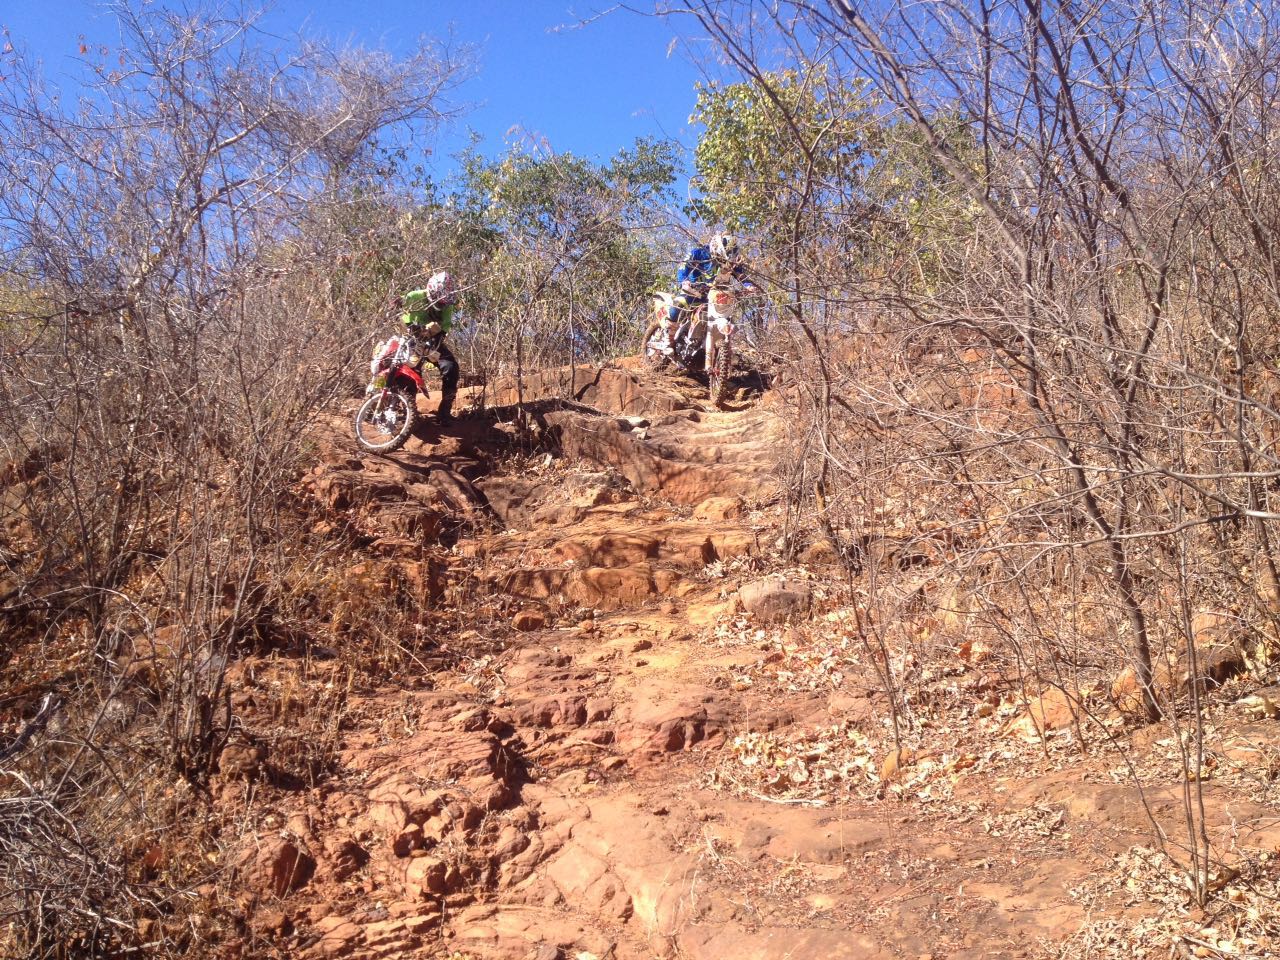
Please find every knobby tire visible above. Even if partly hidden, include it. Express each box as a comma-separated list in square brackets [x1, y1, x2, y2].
[355, 388, 418, 453]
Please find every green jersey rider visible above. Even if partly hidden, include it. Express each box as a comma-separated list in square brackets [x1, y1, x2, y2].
[389, 269, 461, 424]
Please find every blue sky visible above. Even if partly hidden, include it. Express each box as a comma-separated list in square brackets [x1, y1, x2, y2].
[1, 1, 716, 189]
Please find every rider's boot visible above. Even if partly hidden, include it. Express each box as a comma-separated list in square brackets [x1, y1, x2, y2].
[435, 390, 456, 425]
[672, 319, 691, 357]
[435, 343, 460, 425]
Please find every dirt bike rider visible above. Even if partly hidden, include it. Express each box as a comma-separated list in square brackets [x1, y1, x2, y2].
[647, 233, 754, 364]
[388, 269, 461, 424]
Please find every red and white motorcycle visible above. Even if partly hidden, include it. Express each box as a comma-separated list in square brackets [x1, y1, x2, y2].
[353, 333, 439, 453]
[645, 277, 742, 406]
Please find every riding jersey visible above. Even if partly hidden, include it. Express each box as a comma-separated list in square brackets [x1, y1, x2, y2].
[676, 245, 751, 291]
[668, 245, 754, 324]
[400, 292, 456, 334]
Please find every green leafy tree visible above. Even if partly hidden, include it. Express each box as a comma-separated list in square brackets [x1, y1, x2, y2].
[691, 67, 981, 292]
[690, 66, 879, 235]
[861, 112, 985, 292]
[447, 136, 680, 365]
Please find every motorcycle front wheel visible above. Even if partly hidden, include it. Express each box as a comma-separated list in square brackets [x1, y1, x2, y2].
[354, 388, 418, 453]
[708, 340, 733, 408]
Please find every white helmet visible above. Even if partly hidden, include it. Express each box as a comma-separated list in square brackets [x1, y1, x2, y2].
[710, 233, 739, 263]
[425, 270, 458, 307]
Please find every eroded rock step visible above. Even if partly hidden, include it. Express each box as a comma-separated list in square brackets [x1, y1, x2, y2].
[273, 362, 1216, 960]
[269, 652, 1112, 960]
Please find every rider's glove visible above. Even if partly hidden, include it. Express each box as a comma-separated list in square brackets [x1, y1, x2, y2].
[422, 321, 442, 337]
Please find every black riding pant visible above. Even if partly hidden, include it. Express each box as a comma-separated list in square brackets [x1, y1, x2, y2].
[435, 340, 459, 415]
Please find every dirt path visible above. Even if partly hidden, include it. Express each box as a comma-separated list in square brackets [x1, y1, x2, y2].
[227, 361, 1280, 960]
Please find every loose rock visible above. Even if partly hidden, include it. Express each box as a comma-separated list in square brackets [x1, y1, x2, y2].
[218, 741, 266, 780]
[694, 496, 745, 521]
[260, 840, 316, 897]
[513, 609, 546, 632]
[739, 578, 812, 623]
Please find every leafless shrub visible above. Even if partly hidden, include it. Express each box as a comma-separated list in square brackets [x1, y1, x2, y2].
[0, 3, 468, 954]
[668, 0, 1280, 909]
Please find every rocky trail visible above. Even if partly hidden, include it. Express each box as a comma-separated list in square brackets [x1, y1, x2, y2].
[221, 360, 1280, 960]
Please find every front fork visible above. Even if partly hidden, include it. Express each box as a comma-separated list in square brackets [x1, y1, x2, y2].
[705, 318, 733, 371]
[364, 389, 394, 422]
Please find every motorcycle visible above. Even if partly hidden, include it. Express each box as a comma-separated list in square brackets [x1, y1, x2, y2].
[353, 332, 440, 453]
[645, 277, 743, 407]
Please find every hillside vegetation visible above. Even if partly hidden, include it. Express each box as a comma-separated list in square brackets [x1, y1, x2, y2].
[4, 2, 1280, 958]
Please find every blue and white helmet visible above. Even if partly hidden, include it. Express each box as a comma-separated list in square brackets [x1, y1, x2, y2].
[710, 233, 739, 263]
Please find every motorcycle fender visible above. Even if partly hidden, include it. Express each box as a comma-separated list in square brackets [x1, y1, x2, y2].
[392, 364, 425, 392]
[708, 301, 738, 322]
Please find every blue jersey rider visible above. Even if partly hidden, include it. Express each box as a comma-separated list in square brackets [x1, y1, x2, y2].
[389, 269, 461, 424]
[662, 233, 755, 354]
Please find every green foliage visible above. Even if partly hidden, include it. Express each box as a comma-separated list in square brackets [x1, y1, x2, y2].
[691, 66, 983, 294]
[861, 113, 985, 290]
[442, 137, 680, 361]
[285, 133, 680, 371]
[690, 66, 878, 233]
[454, 136, 676, 243]
[0, 272, 46, 318]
